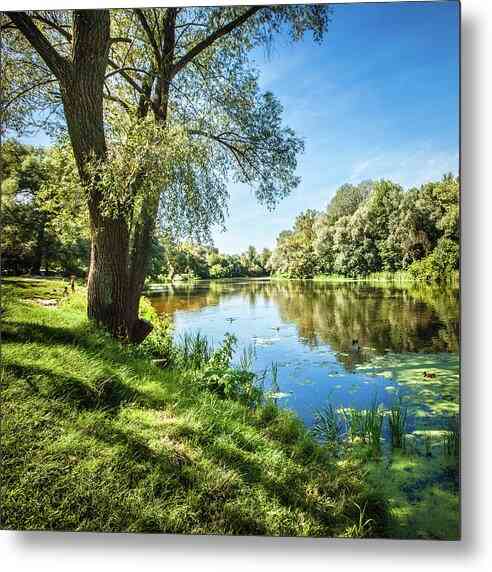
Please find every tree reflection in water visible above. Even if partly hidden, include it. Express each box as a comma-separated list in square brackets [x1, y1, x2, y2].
[150, 279, 459, 362]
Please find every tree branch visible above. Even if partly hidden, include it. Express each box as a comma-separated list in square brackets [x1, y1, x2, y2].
[107, 58, 145, 95]
[134, 9, 161, 65]
[103, 91, 132, 113]
[189, 129, 253, 182]
[2, 78, 58, 110]
[105, 66, 152, 81]
[7, 11, 70, 79]
[172, 6, 262, 77]
[32, 12, 71, 40]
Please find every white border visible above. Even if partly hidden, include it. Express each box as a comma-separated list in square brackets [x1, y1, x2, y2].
[2, 1, 492, 571]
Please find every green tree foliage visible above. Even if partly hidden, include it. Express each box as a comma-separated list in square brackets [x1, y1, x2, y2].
[146, 236, 272, 283]
[271, 175, 459, 281]
[325, 180, 373, 222]
[3, 6, 331, 341]
[269, 210, 320, 278]
[1, 140, 89, 275]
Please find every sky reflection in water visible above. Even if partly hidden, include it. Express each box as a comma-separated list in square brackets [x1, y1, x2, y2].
[150, 279, 459, 430]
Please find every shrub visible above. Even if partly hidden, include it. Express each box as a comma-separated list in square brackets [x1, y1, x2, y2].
[138, 296, 175, 363]
[196, 334, 263, 407]
[409, 238, 459, 282]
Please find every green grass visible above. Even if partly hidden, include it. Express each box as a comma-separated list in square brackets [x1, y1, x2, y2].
[0, 277, 388, 536]
[313, 271, 413, 283]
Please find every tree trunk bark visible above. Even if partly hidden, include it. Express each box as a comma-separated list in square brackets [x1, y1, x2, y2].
[60, 11, 142, 340]
[126, 194, 160, 342]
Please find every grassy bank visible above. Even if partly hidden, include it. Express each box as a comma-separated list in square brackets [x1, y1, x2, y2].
[271, 271, 459, 285]
[270, 271, 413, 283]
[1, 277, 387, 536]
[313, 271, 413, 283]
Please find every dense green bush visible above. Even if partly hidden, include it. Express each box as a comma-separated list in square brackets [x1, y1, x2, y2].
[196, 333, 264, 407]
[408, 238, 459, 282]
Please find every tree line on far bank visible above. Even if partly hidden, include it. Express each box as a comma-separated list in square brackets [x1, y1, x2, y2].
[268, 175, 459, 282]
[2, 139, 458, 283]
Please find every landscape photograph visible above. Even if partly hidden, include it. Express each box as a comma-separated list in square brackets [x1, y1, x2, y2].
[1, 1, 460, 539]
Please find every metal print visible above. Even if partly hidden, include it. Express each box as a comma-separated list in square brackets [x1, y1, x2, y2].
[0, 1, 460, 539]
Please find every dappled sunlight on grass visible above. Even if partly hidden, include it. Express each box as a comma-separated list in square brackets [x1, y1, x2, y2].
[2, 277, 392, 536]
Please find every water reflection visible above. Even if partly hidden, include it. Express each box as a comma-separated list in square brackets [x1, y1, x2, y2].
[150, 279, 459, 426]
[150, 279, 459, 358]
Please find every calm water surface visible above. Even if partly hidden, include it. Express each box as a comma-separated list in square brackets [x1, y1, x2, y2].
[150, 279, 459, 431]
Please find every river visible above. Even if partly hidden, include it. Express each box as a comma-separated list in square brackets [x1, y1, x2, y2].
[150, 278, 459, 433]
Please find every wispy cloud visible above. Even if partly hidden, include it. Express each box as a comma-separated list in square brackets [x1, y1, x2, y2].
[347, 147, 458, 189]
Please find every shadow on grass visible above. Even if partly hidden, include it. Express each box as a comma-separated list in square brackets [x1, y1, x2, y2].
[1, 320, 156, 371]
[4, 362, 155, 411]
[3, 320, 101, 347]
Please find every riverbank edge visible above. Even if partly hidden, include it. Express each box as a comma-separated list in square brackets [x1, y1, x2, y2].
[144, 270, 459, 293]
[1, 276, 389, 537]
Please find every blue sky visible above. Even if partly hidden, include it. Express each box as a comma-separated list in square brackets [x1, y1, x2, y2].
[20, 1, 459, 254]
[214, 0, 460, 253]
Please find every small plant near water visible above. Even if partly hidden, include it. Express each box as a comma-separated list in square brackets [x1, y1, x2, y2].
[270, 361, 279, 390]
[311, 404, 346, 452]
[238, 344, 256, 371]
[423, 432, 433, 457]
[343, 407, 368, 443]
[177, 331, 213, 369]
[314, 398, 397, 458]
[197, 333, 263, 406]
[388, 401, 408, 449]
[365, 399, 385, 457]
[442, 414, 460, 461]
[342, 502, 375, 538]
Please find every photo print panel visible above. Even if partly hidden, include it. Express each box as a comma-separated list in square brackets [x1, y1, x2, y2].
[1, 0, 460, 539]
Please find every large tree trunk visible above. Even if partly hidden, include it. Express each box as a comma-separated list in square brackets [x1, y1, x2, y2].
[60, 11, 147, 341]
[127, 194, 160, 335]
[124, 8, 178, 340]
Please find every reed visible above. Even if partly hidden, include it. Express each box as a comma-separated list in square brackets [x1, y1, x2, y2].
[423, 432, 433, 457]
[346, 408, 369, 443]
[388, 402, 408, 449]
[365, 399, 384, 456]
[177, 331, 213, 369]
[312, 404, 345, 446]
[238, 344, 256, 371]
[270, 362, 279, 391]
[340, 401, 383, 456]
[442, 414, 460, 460]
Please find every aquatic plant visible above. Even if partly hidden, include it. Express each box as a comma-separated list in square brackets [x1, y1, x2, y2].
[271, 361, 280, 392]
[177, 331, 213, 369]
[238, 344, 256, 371]
[442, 414, 460, 460]
[423, 432, 433, 457]
[365, 400, 384, 457]
[312, 404, 346, 448]
[324, 400, 383, 456]
[344, 408, 369, 443]
[195, 334, 262, 406]
[388, 402, 408, 449]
